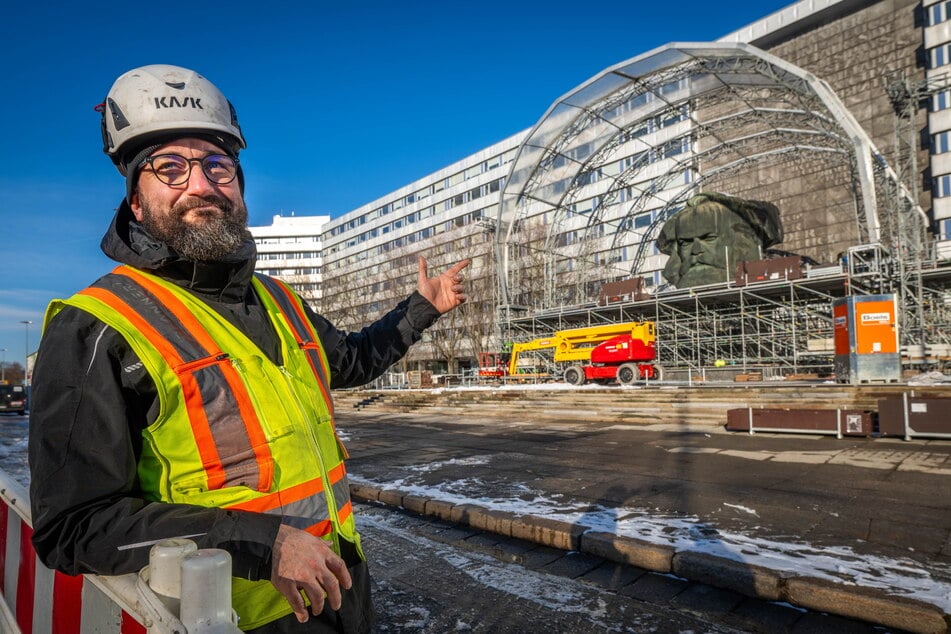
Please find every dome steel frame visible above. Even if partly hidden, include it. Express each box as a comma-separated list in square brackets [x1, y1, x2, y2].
[495, 42, 919, 315]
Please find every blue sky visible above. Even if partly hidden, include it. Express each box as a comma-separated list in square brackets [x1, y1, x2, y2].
[0, 0, 793, 364]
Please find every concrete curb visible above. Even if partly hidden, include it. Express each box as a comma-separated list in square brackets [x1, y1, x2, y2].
[350, 483, 950, 634]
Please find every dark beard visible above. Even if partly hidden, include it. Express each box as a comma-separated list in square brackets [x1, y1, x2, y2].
[139, 194, 252, 261]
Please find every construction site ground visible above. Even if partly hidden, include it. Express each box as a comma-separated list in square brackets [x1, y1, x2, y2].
[334, 382, 951, 634]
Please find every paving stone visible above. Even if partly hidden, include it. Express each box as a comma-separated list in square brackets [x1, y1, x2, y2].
[399, 494, 428, 515]
[464, 506, 514, 537]
[672, 550, 784, 601]
[449, 503, 485, 525]
[377, 488, 404, 508]
[509, 514, 584, 551]
[785, 576, 947, 634]
[618, 572, 690, 603]
[725, 598, 806, 633]
[580, 531, 674, 572]
[423, 498, 455, 522]
[518, 545, 566, 569]
[349, 483, 380, 502]
[481, 535, 541, 564]
[540, 551, 603, 579]
[789, 611, 880, 634]
[578, 561, 646, 591]
[669, 583, 745, 617]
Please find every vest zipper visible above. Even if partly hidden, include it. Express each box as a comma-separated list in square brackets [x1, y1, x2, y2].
[279, 365, 342, 554]
[175, 352, 230, 375]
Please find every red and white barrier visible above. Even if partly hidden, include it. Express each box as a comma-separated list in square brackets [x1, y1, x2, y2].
[0, 469, 147, 633]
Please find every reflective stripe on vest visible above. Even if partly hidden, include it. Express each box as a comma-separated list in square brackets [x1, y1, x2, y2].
[253, 275, 334, 417]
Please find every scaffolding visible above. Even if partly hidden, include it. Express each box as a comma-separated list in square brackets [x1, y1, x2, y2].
[506, 261, 951, 377]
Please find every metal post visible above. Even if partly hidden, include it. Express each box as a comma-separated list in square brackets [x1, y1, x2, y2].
[902, 391, 911, 442]
[20, 321, 32, 387]
[1, 348, 5, 382]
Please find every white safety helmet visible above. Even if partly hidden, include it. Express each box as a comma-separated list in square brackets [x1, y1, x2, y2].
[99, 64, 246, 175]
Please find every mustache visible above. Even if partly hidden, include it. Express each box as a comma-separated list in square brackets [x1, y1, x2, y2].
[172, 195, 234, 215]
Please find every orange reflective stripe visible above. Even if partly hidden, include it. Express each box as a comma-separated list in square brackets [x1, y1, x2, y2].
[327, 462, 346, 483]
[77, 285, 228, 490]
[336, 500, 353, 525]
[228, 476, 323, 513]
[305, 520, 333, 538]
[225, 463, 347, 514]
[260, 278, 335, 418]
[114, 266, 273, 492]
[303, 504, 350, 538]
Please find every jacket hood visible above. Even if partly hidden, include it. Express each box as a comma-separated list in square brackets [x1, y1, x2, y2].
[100, 200, 258, 304]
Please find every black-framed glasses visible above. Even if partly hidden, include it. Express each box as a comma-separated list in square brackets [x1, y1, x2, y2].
[141, 153, 239, 186]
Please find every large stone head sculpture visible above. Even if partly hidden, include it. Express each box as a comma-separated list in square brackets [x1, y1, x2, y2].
[656, 192, 783, 287]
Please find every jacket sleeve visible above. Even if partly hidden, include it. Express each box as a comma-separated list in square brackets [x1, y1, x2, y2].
[305, 291, 441, 389]
[28, 306, 281, 580]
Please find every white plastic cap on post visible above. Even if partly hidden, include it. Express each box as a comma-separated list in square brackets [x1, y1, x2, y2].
[180, 549, 240, 633]
[148, 538, 198, 612]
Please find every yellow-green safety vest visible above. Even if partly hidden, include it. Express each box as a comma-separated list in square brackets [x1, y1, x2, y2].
[47, 265, 361, 630]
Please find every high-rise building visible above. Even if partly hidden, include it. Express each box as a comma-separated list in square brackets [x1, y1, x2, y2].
[249, 214, 329, 308]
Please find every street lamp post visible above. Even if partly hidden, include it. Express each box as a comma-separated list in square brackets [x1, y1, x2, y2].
[1, 348, 6, 382]
[20, 321, 32, 387]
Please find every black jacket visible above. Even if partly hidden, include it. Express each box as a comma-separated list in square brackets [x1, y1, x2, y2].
[28, 202, 439, 580]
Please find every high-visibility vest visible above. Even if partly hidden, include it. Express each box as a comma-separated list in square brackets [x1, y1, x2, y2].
[47, 265, 361, 630]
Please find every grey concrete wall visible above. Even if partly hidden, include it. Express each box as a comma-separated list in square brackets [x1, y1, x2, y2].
[709, 0, 926, 265]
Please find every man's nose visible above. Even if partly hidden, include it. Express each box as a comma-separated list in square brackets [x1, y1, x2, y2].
[691, 238, 704, 255]
[184, 164, 217, 194]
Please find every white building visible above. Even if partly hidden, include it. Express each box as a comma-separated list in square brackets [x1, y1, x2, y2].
[249, 214, 328, 307]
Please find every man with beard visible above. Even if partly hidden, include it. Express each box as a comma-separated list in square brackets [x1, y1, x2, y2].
[28, 65, 469, 633]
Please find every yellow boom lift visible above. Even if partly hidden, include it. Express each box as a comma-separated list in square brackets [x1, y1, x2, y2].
[505, 321, 657, 385]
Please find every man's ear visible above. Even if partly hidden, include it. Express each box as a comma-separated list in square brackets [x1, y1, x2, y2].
[129, 191, 144, 221]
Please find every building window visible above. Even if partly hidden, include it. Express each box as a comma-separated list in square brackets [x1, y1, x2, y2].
[930, 43, 951, 69]
[933, 173, 951, 197]
[928, 1, 951, 25]
[939, 218, 951, 240]
[934, 131, 951, 154]
[934, 90, 951, 112]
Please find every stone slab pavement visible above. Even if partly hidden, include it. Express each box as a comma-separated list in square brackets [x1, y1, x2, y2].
[336, 409, 951, 634]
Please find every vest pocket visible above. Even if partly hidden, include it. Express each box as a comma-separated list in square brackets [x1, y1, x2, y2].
[229, 355, 297, 441]
[277, 366, 346, 459]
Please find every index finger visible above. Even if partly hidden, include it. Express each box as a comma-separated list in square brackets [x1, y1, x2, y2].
[446, 259, 471, 276]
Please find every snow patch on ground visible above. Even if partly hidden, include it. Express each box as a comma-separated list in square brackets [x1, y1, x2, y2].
[351, 457, 951, 613]
[722, 503, 759, 517]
